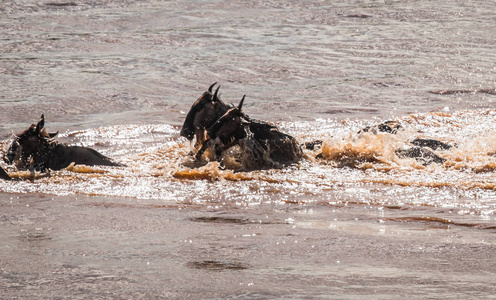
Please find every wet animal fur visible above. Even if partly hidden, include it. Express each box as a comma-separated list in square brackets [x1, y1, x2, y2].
[361, 121, 451, 165]
[395, 147, 446, 166]
[4, 115, 122, 172]
[0, 166, 11, 180]
[196, 96, 303, 170]
[195, 96, 248, 160]
[242, 120, 302, 169]
[180, 83, 231, 148]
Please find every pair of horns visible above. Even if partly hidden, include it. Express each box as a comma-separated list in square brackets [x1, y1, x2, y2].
[209, 82, 245, 109]
[208, 82, 221, 102]
[208, 82, 217, 93]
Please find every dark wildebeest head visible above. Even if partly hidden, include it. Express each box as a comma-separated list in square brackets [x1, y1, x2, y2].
[207, 96, 248, 145]
[4, 114, 58, 168]
[195, 96, 248, 160]
[180, 83, 231, 147]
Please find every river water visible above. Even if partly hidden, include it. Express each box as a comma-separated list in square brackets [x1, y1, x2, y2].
[1, 1, 496, 298]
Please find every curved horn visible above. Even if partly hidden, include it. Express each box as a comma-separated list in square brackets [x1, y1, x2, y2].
[213, 86, 220, 102]
[208, 82, 217, 93]
[238, 95, 245, 110]
[36, 114, 45, 133]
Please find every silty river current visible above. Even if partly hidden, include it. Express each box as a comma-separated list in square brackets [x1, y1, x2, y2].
[1, 1, 496, 298]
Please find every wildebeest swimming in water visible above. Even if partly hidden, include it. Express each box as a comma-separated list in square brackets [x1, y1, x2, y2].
[0, 166, 11, 180]
[180, 82, 231, 148]
[194, 96, 303, 170]
[195, 96, 248, 161]
[360, 121, 452, 165]
[4, 115, 122, 172]
[361, 121, 453, 150]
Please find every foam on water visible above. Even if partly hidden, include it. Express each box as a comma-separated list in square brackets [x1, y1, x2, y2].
[1, 109, 495, 215]
[2, 1, 496, 298]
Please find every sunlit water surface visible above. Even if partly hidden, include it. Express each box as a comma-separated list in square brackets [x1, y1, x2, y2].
[2, 109, 496, 215]
[2, 0, 496, 298]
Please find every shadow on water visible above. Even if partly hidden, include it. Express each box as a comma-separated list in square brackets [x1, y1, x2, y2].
[385, 216, 496, 230]
[191, 216, 253, 225]
[186, 260, 249, 272]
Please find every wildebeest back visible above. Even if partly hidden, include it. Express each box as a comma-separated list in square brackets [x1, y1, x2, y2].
[240, 121, 302, 170]
[48, 144, 122, 170]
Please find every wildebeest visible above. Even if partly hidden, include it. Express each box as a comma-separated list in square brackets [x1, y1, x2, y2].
[360, 121, 452, 165]
[180, 83, 231, 148]
[395, 147, 447, 165]
[361, 120, 402, 135]
[195, 96, 303, 170]
[0, 166, 11, 180]
[4, 115, 122, 172]
[360, 121, 453, 151]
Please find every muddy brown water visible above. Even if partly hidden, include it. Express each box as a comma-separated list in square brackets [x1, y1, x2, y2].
[1, 1, 496, 298]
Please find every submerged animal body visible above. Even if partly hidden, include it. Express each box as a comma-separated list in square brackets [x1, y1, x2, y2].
[395, 147, 446, 165]
[4, 115, 122, 171]
[409, 138, 452, 151]
[0, 166, 11, 180]
[196, 96, 303, 170]
[360, 121, 451, 165]
[361, 120, 402, 134]
[180, 83, 231, 148]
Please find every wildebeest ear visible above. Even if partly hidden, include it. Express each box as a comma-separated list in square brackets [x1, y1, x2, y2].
[238, 95, 245, 110]
[208, 82, 217, 93]
[213, 86, 220, 102]
[35, 114, 45, 133]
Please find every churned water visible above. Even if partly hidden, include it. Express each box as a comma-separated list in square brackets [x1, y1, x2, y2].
[1, 0, 496, 298]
